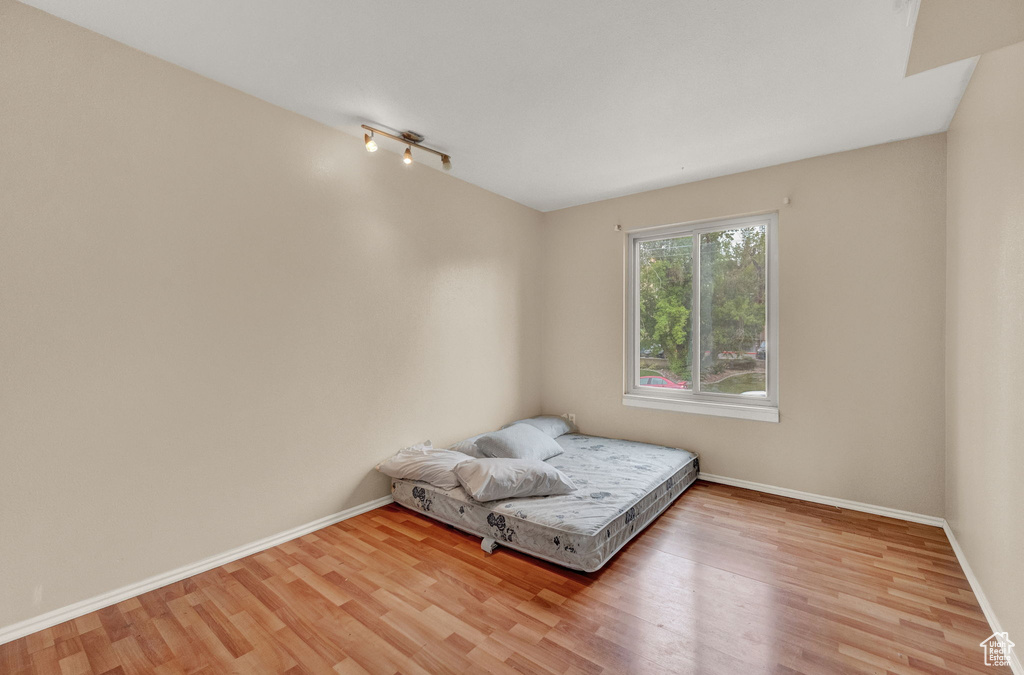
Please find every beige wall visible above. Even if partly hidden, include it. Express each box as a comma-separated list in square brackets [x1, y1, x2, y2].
[907, 0, 1024, 75]
[946, 40, 1024, 647]
[0, 1, 542, 629]
[540, 135, 948, 516]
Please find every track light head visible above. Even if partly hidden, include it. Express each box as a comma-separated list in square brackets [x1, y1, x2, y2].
[403, 146, 413, 165]
[441, 155, 452, 172]
[364, 133, 377, 152]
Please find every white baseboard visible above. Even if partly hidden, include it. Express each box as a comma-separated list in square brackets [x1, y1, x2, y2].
[0, 495, 394, 646]
[699, 472, 1020, 673]
[698, 472, 945, 526]
[943, 521, 1023, 675]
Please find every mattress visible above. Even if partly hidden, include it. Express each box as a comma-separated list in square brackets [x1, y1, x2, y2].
[391, 433, 699, 572]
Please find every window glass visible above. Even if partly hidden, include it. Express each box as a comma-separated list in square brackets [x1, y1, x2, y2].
[638, 236, 693, 391]
[698, 225, 768, 397]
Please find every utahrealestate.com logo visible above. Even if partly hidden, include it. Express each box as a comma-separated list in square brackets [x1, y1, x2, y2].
[980, 632, 1015, 668]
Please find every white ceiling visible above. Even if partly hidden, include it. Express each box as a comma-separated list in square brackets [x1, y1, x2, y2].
[21, 0, 975, 211]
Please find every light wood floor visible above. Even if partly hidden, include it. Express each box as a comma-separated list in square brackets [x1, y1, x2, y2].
[0, 481, 1007, 674]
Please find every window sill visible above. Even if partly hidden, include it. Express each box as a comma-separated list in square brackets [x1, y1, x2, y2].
[622, 393, 779, 423]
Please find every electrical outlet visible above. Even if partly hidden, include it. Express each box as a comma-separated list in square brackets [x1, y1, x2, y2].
[567, 413, 576, 425]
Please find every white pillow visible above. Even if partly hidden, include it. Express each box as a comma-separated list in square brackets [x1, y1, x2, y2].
[448, 433, 486, 458]
[503, 415, 577, 438]
[454, 458, 577, 502]
[375, 442, 473, 490]
[475, 423, 564, 461]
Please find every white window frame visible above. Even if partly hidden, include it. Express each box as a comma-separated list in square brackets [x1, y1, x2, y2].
[623, 212, 779, 423]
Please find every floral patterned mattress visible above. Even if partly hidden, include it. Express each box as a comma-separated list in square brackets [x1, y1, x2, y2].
[390, 433, 699, 572]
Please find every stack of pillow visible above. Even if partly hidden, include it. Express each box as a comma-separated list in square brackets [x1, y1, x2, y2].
[375, 416, 578, 501]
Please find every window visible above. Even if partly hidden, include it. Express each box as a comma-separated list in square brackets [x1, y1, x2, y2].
[625, 213, 779, 422]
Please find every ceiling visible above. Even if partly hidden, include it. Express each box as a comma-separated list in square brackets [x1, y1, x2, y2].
[20, 0, 976, 212]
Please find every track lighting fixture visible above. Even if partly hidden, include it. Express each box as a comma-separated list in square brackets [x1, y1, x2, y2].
[361, 124, 452, 171]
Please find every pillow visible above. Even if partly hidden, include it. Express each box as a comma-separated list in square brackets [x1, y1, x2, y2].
[375, 442, 473, 490]
[475, 423, 564, 461]
[503, 415, 577, 438]
[454, 458, 577, 501]
[447, 433, 486, 458]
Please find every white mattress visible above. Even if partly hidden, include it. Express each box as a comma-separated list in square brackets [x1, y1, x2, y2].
[391, 433, 699, 572]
